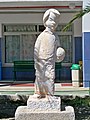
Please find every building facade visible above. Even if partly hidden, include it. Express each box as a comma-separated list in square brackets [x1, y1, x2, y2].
[0, 0, 89, 87]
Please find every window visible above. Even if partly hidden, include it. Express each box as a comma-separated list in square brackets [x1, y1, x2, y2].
[3, 24, 38, 66]
[2, 24, 73, 66]
[5, 35, 20, 63]
[5, 34, 37, 63]
[56, 24, 73, 63]
[58, 35, 72, 63]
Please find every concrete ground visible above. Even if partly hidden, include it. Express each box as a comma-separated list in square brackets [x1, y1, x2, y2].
[0, 83, 89, 96]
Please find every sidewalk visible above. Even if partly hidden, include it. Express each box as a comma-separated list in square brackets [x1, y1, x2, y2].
[0, 83, 89, 96]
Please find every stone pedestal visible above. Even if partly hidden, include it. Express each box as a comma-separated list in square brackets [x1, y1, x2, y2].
[15, 95, 75, 120]
[15, 106, 75, 120]
[27, 95, 61, 111]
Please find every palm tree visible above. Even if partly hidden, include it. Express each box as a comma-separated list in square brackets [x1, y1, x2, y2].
[62, 4, 90, 31]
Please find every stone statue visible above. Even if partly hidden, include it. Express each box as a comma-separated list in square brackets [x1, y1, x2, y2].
[34, 9, 65, 98]
[15, 9, 75, 120]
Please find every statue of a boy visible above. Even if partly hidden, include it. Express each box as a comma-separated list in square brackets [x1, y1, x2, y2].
[34, 9, 65, 98]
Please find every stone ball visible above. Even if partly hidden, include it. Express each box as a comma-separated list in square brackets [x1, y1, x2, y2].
[56, 47, 65, 62]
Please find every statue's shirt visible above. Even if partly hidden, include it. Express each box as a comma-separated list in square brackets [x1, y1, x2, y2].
[35, 29, 59, 60]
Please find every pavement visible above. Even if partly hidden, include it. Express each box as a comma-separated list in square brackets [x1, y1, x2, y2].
[0, 82, 89, 96]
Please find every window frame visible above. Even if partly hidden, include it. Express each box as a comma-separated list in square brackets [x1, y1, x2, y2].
[2, 23, 74, 67]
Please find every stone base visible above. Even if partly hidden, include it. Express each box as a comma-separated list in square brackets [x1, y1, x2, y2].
[15, 95, 75, 120]
[15, 106, 75, 120]
[27, 95, 61, 111]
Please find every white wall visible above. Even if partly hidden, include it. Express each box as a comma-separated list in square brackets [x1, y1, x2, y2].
[60, 13, 82, 37]
[0, 12, 82, 37]
[0, 13, 43, 37]
[0, 13, 43, 23]
[82, 0, 90, 32]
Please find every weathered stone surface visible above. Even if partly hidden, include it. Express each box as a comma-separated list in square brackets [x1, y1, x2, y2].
[15, 106, 75, 120]
[27, 95, 61, 111]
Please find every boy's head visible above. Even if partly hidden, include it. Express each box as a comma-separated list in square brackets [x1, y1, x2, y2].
[43, 9, 60, 30]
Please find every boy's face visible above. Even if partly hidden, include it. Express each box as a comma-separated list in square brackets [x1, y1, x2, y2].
[45, 11, 59, 31]
[45, 19, 56, 32]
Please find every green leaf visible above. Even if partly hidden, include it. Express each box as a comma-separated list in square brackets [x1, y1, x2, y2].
[62, 5, 90, 32]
